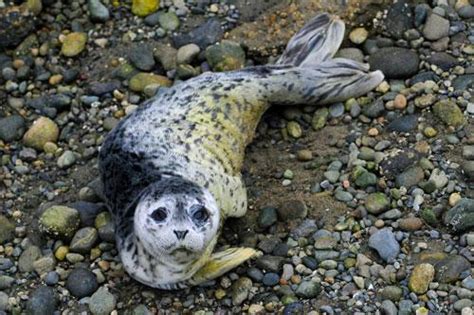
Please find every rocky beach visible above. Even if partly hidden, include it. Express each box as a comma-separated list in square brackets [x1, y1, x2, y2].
[0, 0, 474, 314]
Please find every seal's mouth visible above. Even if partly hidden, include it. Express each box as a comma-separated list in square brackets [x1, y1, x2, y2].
[170, 246, 194, 256]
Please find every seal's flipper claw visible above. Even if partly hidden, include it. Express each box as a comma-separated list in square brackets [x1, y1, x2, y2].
[189, 248, 258, 285]
[277, 13, 345, 66]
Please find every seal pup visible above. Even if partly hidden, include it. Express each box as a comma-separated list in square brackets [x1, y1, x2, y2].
[99, 13, 384, 289]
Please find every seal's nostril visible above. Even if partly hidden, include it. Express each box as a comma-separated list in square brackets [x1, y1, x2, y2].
[173, 230, 189, 240]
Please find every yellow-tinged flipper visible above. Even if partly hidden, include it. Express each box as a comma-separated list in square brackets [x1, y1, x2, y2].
[189, 248, 259, 285]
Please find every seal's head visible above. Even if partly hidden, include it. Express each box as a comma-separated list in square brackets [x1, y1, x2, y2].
[133, 176, 220, 264]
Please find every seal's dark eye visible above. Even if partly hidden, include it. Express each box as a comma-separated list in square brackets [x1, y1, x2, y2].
[192, 206, 209, 223]
[151, 207, 167, 222]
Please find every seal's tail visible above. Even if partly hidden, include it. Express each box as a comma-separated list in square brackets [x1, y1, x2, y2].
[265, 13, 384, 105]
[277, 13, 345, 66]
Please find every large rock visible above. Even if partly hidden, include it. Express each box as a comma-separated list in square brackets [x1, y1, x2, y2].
[368, 47, 419, 79]
[39, 206, 81, 239]
[444, 198, 474, 232]
[23, 116, 59, 151]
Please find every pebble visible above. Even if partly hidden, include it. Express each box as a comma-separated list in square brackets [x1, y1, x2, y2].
[23, 116, 59, 151]
[176, 43, 200, 64]
[157, 11, 180, 31]
[231, 277, 252, 306]
[0, 115, 25, 142]
[26, 286, 57, 315]
[258, 207, 277, 228]
[368, 228, 400, 262]
[129, 73, 171, 92]
[399, 217, 423, 231]
[205, 40, 245, 72]
[69, 227, 98, 254]
[89, 286, 116, 315]
[277, 200, 307, 221]
[444, 198, 474, 232]
[396, 166, 424, 189]
[0, 216, 14, 244]
[66, 268, 98, 298]
[349, 27, 368, 44]
[295, 280, 321, 298]
[365, 192, 390, 214]
[18, 245, 42, 273]
[132, 0, 159, 17]
[129, 45, 155, 71]
[262, 273, 279, 286]
[61, 32, 87, 57]
[57, 150, 76, 169]
[381, 300, 398, 315]
[409, 263, 434, 294]
[39, 205, 81, 239]
[369, 47, 420, 79]
[423, 13, 450, 40]
[88, 0, 110, 23]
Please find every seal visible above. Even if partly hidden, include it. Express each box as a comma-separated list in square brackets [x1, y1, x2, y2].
[98, 13, 384, 289]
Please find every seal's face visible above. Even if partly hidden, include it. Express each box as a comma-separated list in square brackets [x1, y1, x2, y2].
[133, 177, 220, 264]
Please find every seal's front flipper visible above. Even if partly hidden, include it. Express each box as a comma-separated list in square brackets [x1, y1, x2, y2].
[189, 248, 258, 285]
[277, 13, 345, 66]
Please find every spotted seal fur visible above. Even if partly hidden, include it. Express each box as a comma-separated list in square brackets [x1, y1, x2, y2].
[98, 13, 384, 289]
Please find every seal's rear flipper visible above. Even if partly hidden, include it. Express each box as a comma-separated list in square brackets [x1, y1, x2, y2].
[189, 248, 258, 285]
[277, 13, 345, 66]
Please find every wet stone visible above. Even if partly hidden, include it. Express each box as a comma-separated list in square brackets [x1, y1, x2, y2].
[428, 52, 459, 70]
[409, 263, 434, 294]
[423, 13, 449, 41]
[89, 286, 116, 315]
[262, 273, 280, 286]
[231, 277, 252, 306]
[368, 47, 419, 79]
[396, 166, 424, 189]
[0, 215, 14, 244]
[0, 276, 14, 290]
[69, 227, 98, 254]
[173, 18, 223, 49]
[434, 255, 471, 283]
[129, 45, 155, 71]
[365, 192, 390, 215]
[444, 198, 474, 232]
[66, 268, 98, 298]
[277, 200, 307, 221]
[368, 228, 400, 262]
[19, 245, 42, 273]
[26, 286, 57, 315]
[88, 0, 110, 23]
[0, 115, 25, 142]
[295, 280, 321, 298]
[381, 285, 403, 301]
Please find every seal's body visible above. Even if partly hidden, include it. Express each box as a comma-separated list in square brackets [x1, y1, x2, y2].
[99, 13, 384, 289]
